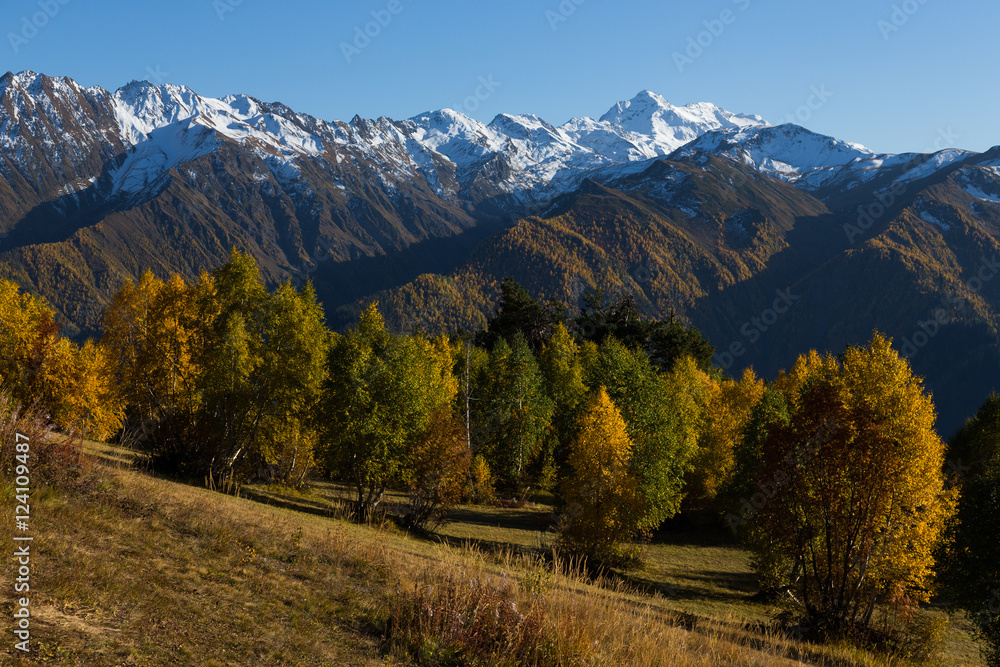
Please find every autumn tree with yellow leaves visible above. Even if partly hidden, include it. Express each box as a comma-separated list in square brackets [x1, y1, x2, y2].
[101, 250, 329, 482]
[689, 367, 766, 502]
[0, 279, 122, 439]
[749, 334, 954, 635]
[559, 387, 645, 563]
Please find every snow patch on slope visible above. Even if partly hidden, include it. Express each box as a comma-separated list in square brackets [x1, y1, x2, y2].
[110, 122, 220, 196]
[896, 149, 972, 183]
[956, 166, 1000, 204]
[918, 210, 952, 231]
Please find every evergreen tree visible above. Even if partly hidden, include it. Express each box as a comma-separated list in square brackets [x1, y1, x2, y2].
[477, 277, 564, 351]
[574, 288, 714, 372]
[938, 394, 1000, 666]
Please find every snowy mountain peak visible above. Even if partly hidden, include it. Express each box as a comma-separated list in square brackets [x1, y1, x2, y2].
[600, 90, 766, 131]
[592, 91, 770, 158]
[403, 109, 505, 162]
[599, 89, 673, 121]
[676, 123, 878, 188]
[7, 69, 43, 87]
[488, 113, 560, 140]
[408, 108, 485, 133]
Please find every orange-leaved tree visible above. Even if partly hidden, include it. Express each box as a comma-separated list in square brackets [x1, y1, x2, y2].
[404, 405, 471, 531]
[752, 334, 954, 635]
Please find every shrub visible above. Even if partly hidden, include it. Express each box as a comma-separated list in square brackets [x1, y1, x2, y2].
[0, 392, 97, 493]
[390, 571, 550, 666]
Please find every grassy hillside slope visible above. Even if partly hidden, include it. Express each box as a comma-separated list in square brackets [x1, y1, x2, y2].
[0, 443, 983, 666]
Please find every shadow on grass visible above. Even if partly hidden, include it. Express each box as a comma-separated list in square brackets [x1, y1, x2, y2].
[614, 568, 759, 602]
[443, 505, 555, 532]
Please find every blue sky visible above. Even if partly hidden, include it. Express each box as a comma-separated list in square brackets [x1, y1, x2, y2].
[2, 0, 995, 154]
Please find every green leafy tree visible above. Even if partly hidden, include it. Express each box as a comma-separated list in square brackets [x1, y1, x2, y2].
[583, 337, 700, 529]
[320, 304, 453, 517]
[538, 322, 588, 481]
[721, 386, 792, 597]
[473, 333, 553, 491]
[938, 394, 1000, 666]
[256, 282, 330, 483]
[452, 334, 488, 460]
[199, 249, 268, 474]
[198, 251, 329, 481]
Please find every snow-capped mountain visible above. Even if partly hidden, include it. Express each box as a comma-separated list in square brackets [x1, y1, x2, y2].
[400, 90, 770, 199]
[598, 91, 766, 154]
[677, 124, 877, 187]
[0, 72, 773, 208]
[4, 69, 981, 226]
[0, 69, 989, 342]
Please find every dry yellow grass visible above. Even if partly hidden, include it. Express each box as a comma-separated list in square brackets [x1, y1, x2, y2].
[0, 446, 983, 665]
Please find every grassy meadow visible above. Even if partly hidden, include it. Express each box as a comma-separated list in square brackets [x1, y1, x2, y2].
[0, 439, 984, 666]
